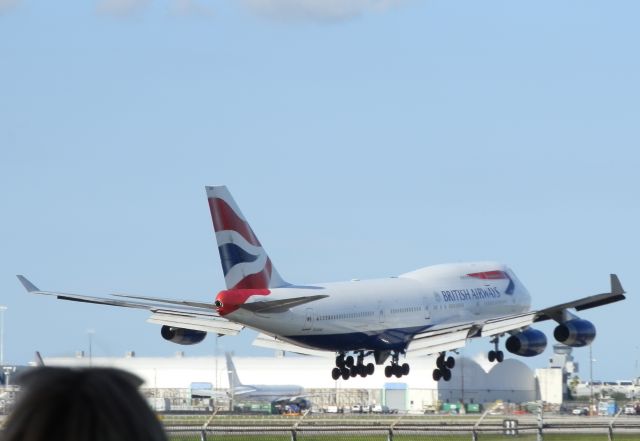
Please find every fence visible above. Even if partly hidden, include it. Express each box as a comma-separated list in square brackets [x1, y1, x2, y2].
[162, 409, 640, 441]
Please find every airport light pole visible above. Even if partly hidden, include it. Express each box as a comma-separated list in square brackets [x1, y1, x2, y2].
[0, 306, 6, 366]
[87, 329, 95, 367]
[214, 335, 218, 410]
[460, 352, 465, 407]
[589, 343, 595, 416]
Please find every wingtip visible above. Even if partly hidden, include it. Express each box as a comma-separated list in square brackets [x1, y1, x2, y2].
[610, 274, 625, 295]
[17, 275, 39, 293]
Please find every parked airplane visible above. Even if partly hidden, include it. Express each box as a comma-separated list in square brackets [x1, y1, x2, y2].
[18, 186, 627, 382]
[225, 352, 303, 401]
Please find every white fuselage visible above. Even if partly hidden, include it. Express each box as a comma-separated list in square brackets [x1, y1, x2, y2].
[225, 262, 531, 353]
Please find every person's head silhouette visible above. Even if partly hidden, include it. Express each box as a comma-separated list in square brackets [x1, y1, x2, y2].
[3, 367, 167, 441]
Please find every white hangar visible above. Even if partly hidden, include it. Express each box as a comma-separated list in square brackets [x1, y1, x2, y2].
[42, 351, 549, 412]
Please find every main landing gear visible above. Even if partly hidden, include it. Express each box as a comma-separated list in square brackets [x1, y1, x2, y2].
[331, 352, 375, 380]
[488, 336, 504, 363]
[432, 352, 455, 382]
[384, 351, 410, 379]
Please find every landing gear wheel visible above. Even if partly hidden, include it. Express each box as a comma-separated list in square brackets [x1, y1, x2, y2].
[367, 363, 375, 375]
[345, 356, 355, 368]
[384, 365, 392, 378]
[496, 351, 504, 363]
[336, 355, 345, 368]
[393, 365, 402, 378]
[488, 350, 496, 362]
[350, 367, 357, 377]
[432, 369, 442, 381]
[436, 355, 445, 370]
[341, 368, 350, 380]
[446, 356, 455, 369]
[401, 363, 410, 376]
[442, 368, 452, 382]
[331, 367, 341, 380]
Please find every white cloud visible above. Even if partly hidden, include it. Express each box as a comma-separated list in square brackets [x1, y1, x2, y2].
[0, 0, 20, 15]
[170, 0, 215, 18]
[96, 0, 150, 17]
[242, 0, 405, 23]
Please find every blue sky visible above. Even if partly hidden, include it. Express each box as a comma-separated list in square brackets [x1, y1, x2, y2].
[1, 0, 639, 381]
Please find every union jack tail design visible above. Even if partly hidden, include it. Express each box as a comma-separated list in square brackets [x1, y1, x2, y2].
[206, 186, 288, 290]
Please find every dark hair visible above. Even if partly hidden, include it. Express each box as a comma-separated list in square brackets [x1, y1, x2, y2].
[2, 367, 167, 441]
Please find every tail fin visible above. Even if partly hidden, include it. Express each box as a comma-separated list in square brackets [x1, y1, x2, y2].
[35, 351, 45, 367]
[206, 186, 288, 290]
[225, 352, 243, 388]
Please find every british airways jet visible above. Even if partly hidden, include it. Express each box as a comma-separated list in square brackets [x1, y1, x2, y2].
[18, 186, 626, 382]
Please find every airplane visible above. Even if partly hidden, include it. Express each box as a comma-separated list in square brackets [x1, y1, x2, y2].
[17, 185, 627, 382]
[225, 352, 303, 402]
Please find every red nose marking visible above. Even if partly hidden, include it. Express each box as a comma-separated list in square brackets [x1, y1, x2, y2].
[215, 289, 270, 316]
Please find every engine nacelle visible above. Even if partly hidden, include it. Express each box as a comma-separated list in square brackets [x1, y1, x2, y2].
[505, 328, 547, 357]
[554, 319, 596, 347]
[161, 326, 206, 345]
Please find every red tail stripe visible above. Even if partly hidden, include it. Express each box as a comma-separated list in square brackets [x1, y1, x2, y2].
[232, 258, 273, 289]
[208, 197, 261, 247]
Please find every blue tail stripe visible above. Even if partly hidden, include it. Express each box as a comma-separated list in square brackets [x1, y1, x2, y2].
[218, 243, 259, 276]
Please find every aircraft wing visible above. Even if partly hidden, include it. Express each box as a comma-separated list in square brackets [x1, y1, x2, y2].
[239, 295, 329, 313]
[16, 275, 243, 336]
[534, 274, 626, 322]
[408, 274, 625, 356]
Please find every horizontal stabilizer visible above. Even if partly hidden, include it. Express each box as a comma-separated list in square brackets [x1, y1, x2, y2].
[112, 293, 216, 310]
[15, 275, 242, 336]
[239, 295, 328, 313]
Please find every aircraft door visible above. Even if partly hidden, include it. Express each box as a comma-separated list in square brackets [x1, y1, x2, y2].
[303, 308, 314, 331]
[378, 301, 385, 324]
[424, 297, 431, 322]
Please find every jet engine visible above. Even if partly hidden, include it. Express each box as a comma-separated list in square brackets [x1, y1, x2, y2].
[505, 328, 547, 357]
[553, 319, 596, 347]
[161, 326, 207, 345]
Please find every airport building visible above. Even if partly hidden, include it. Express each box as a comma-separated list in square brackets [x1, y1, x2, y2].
[41, 350, 552, 413]
[1, 343, 616, 414]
